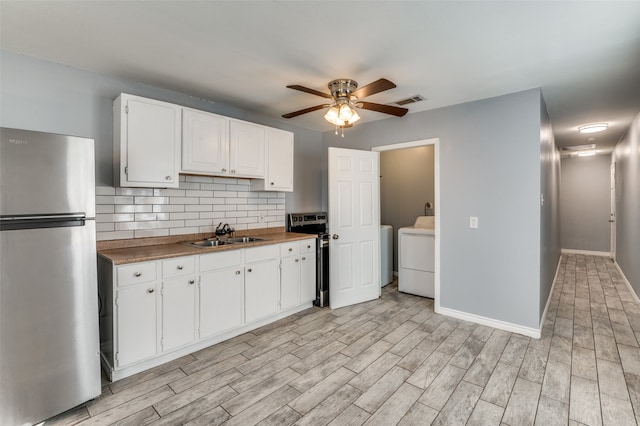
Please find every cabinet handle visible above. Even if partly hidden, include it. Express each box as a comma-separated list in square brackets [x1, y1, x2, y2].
[231, 169, 236, 174]
[165, 176, 172, 181]
[295, 258, 299, 263]
[307, 245, 311, 249]
[188, 279, 195, 285]
[270, 182, 275, 186]
[236, 270, 241, 275]
[288, 248, 293, 252]
[247, 268, 252, 272]
[302, 257, 306, 261]
[134, 272, 142, 277]
[177, 265, 183, 270]
[222, 168, 227, 173]
[147, 288, 154, 293]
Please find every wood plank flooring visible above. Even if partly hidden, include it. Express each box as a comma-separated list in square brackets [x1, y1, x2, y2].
[46, 254, 640, 425]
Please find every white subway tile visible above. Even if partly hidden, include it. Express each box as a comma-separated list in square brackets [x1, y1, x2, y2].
[198, 225, 216, 233]
[178, 181, 201, 190]
[200, 183, 226, 191]
[170, 227, 199, 235]
[268, 199, 282, 204]
[179, 175, 186, 182]
[225, 211, 248, 218]
[214, 191, 237, 198]
[258, 205, 271, 210]
[116, 220, 184, 231]
[170, 212, 200, 220]
[185, 205, 213, 212]
[96, 195, 115, 204]
[186, 190, 213, 197]
[186, 219, 213, 227]
[95, 186, 115, 196]
[170, 197, 199, 205]
[237, 205, 259, 211]
[267, 221, 283, 228]
[268, 210, 282, 216]
[247, 223, 263, 230]
[96, 230, 134, 241]
[247, 198, 262, 205]
[277, 192, 286, 199]
[186, 175, 214, 183]
[233, 223, 248, 230]
[237, 217, 258, 224]
[213, 177, 237, 185]
[115, 205, 152, 213]
[226, 184, 248, 191]
[259, 192, 277, 198]
[237, 191, 252, 198]
[213, 205, 237, 212]
[134, 213, 159, 222]
[96, 213, 134, 223]
[229, 198, 247, 205]
[199, 212, 226, 220]
[96, 223, 115, 232]
[135, 196, 169, 205]
[154, 188, 186, 197]
[199, 197, 225, 205]
[236, 178, 250, 186]
[96, 205, 115, 214]
[153, 205, 185, 213]
[134, 229, 169, 238]
[116, 188, 153, 196]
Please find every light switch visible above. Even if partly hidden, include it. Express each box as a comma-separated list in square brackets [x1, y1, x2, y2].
[470, 216, 478, 229]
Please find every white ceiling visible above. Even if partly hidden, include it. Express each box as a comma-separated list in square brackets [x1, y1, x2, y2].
[1, 1, 639, 151]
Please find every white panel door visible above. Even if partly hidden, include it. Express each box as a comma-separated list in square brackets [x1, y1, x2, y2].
[162, 276, 197, 351]
[329, 147, 381, 309]
[182, 109, 229, 175]
[229, 120, 266, 177]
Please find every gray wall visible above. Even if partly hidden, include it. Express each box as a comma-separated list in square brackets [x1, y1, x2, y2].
[560, 154, 611, 252]
[613, 112, 640, 294]
[539, 95, 562, 320]
[380, 146, 435, 271]
[0, 50, 324, 214]
[322, 89, 545, 330]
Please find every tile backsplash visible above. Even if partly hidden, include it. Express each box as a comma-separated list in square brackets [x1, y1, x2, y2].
[96, 176, 285, 241]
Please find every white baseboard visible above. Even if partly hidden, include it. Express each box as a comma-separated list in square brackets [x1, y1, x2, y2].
[561, 248, 610, 257]
[614, 261, 640, 306]
[539, 255, 563, 330]
[436, 306, 541, 339]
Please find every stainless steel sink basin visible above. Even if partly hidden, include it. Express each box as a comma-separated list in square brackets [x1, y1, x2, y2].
[225, 236, 265, 243]
[183, 240, 229, 248]
[183, 236, 266, 248]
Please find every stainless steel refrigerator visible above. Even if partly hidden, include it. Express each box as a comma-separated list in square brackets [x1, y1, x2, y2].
[0, 128, 101, 425]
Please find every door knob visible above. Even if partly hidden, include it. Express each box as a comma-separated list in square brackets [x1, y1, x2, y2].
[332, 234, 339, 240]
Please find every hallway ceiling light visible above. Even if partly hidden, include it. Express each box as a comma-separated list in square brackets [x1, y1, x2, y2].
[564, 143, 596, 151]
[578, 123, 608, 134]
[577, 150, 597, 157]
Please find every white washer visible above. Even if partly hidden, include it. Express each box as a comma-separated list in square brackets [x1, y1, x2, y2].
[398, 226, 435, 297]
[380, 225, 393, 286]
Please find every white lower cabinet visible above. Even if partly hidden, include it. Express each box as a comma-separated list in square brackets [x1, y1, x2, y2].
[199, 250, 244, 339]
[99, 239, 316, 381]
[115, 283, 158, 367]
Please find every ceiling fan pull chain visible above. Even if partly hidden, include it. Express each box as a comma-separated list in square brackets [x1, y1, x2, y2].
[341, 127, 345, 138]
[335, 125, 339, 136]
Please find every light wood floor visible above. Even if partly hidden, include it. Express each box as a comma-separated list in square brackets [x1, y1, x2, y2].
[46, 254, 640, 425]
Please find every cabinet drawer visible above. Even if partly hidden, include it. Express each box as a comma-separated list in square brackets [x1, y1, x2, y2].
[280, 242, 299, 257]
[300, 239, 316, 254]
[200, 249, 243, 272]
[246, 244, 279, 263]
[117, 262, 157, 287]
[162, 256, 196, 278]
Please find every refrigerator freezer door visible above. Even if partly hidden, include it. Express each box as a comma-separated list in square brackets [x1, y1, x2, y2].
[0, 128, 96, 218]
[0, 221, 101, 425]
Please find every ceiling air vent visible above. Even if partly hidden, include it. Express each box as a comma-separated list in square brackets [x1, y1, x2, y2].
[395, 95, 426, 106]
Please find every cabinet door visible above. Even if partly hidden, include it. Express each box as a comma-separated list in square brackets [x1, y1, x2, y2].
[162, 276, 197, 351]
[200, 267, 244, 339]
[245, 259, 280, 322]
[116, 283, 158, 366]
[124, 96, 181, 187]
[182, 109, 229, 175]
[280, 256, 300, 310]
[229, 120, 265, 178]
[300, 250, 317, 304]
[266, 128, 294, 191]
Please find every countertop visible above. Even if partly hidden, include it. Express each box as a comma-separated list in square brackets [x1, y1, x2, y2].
[98, 231, 317, 265]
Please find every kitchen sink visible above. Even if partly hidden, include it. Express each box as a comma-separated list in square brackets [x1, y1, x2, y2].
[183, 236, 266, 248]
[225, 236, 265, 243]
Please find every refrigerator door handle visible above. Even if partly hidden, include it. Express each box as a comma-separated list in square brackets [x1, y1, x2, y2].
[0, 213, 88, 231]
[0, 213, 86, 221]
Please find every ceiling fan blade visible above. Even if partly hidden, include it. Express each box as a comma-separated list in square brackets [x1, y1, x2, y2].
[351, 78, 397, 99]
[282, 104, 329, 119]
[286, 85, 333, 99]
[359, 101, 408, 117]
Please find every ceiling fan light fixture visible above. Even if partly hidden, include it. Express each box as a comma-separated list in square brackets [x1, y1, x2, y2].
[324, 103, 360, 126]
[578, 123, 608, 134]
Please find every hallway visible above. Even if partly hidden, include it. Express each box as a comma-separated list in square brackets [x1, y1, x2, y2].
[47, 254, 640, 425]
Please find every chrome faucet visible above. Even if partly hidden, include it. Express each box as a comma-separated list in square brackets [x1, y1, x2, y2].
[215, 222, 235, 237]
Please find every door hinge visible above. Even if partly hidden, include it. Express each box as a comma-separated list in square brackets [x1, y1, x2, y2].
[124, 166, 128, 175]
[125, 105, 129, 114]
[115, 352, 119, 361]
[160, 338, 164, 350]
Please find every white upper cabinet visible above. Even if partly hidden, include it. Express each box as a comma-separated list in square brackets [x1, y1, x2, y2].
[229, 120, 266, 178]
[114, 94, 181, 188]
[182, 108, 229, 175]
[251, 128, 294, 192]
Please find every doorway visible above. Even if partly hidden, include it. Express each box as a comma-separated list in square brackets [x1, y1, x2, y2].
[372, 138, 441, 308]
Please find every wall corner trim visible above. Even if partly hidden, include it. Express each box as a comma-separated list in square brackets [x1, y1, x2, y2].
[614, 261, 640, 306]
[435, 306, 541, 339]
[540, 255, 563, 329]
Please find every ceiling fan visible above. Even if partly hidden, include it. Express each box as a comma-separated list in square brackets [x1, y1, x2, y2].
[282, 78, 408, 132]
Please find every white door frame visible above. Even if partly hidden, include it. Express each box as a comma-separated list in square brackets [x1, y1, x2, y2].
[610, 161, 616, 261]
[372, 138, 441, 310]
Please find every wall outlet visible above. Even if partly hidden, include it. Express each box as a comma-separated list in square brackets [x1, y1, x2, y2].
[258, 215, 265, 223]
[469, 216, 478, 229]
